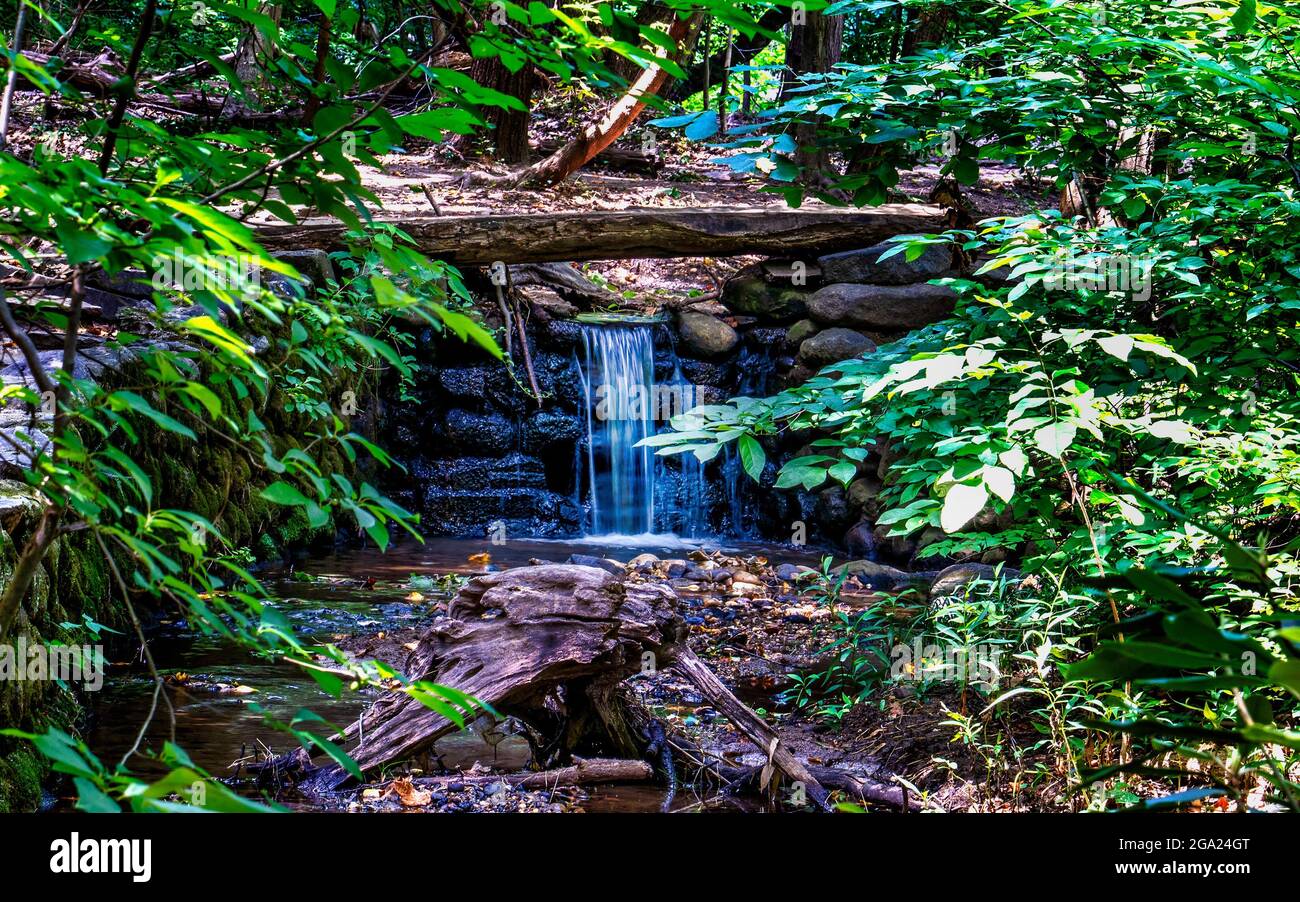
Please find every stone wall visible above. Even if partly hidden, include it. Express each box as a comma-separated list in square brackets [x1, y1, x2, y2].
[379, 240, 966, 549]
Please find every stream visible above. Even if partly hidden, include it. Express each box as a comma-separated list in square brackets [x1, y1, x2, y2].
[84, 535, 829, 813]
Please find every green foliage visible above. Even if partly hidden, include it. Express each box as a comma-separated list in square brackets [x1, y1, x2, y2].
[648, 0, 1300, 807]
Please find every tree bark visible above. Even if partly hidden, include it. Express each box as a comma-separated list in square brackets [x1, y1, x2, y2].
[255, 204, 946, 264]
[466, 56, 536, 164]
[902, 3, 953, 57]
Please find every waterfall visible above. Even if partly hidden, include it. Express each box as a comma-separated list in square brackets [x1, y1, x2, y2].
[575, 321, 777, 539]
[578, 324, 660, 536]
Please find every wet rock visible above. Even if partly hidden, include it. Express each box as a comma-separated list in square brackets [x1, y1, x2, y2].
[677, 357, 731, 386]
[928, 562, 1021, 600]
[785, 318, 819, 347]
[806, 283, 958, 331]
[564, 553, 624, 575]
[797, 328, 876, 369]
[843, 518, 877, 559]
[272, 249, 336, 290]
[817, 241, 954, 285]
[421, 453, 547, 491]
[677, 310, 739, 358]
[774, 563, 813, 582]
[521, 408, 582, 452]
[532, 353, 584, 409]
[438, 366, 500, 403]
[628, 553, 659, 567]
[422, 487, 581, 535]
[541, 317, 583, 350]
[444, 408, 517, 455]
[814, 486, 855, 536]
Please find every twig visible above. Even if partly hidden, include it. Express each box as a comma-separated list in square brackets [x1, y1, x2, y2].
[0, 0, 28, 152]
[97, 0, 159, 174]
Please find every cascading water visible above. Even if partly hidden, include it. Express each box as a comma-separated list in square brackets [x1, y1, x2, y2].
[578, 324, 660, 535]
[577, 322, 710, 538]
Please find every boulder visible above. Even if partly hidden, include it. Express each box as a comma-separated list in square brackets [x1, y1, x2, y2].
[817, 241, 953, 285]
[843, 519, 877, 559]
[677, 310, 739, 358]
[721, 270, 809, 321]
[797, 327, 876, 369]
[760, 258, 823, 286]
[272, 249, 336, 291]
[833, 560, 911, 591]
[928, 562, 1022, 600]
[564, 553, 624, 575]
[806, 283, 957, 331]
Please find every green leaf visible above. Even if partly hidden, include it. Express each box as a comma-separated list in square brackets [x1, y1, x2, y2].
[941, 482, 987, 533]
[1033, 421, 1076, 458]
[1231, 0, 1256, 33]
[260, 481, 312, 507]
[738, 434, 766, 481]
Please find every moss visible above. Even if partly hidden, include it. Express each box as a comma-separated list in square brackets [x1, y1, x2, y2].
[0, 747, 43, 813]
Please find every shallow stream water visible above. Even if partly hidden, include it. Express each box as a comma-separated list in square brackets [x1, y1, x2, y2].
[83, 535, 827, 813]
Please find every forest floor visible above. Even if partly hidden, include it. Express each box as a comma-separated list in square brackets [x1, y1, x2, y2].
[327, 545, 1077, 814]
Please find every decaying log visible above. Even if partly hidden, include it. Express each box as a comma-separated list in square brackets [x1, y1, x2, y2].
[254, 205, 947, 265]
[294, 565, 685, 791]
[18, 50, 122, 96]
[714, 762, 928, 811]
[412, 757, 653, 790]
[509, 262, 620, 307]
[530, 140, 664, 174]
[279, 564, 849, 809]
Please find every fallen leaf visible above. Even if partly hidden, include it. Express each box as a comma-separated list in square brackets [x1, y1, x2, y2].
[389, 777, 432, 808]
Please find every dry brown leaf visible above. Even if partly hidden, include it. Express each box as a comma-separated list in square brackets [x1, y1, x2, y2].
[389, 776, 432, 808]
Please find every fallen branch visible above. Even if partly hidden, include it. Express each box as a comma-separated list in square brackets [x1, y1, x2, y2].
[412, 757, 653, 790]
[672, 648, 832, 812]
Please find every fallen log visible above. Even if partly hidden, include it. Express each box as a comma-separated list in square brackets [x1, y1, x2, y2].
[412, 757, 653, 790]
[254, 205, 946, 265]
[530, 140, 663, 174]
[509, 262, 620, 307]
[290, 564, 686, 791]
[276, 564, 838, 809]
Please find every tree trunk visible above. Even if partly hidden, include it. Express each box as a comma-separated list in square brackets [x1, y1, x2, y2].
[902, 4, 952, 57]
[511, 13, 701, 187]
[232, 3, 282, 113]
[490, 62, 536, 164]
[788, 12, 844, 178]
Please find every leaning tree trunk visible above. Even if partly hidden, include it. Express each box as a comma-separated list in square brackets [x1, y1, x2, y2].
[512, 13, 701, 187]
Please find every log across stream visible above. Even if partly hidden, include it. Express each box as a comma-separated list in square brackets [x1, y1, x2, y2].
[82, 536, 918, 813]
